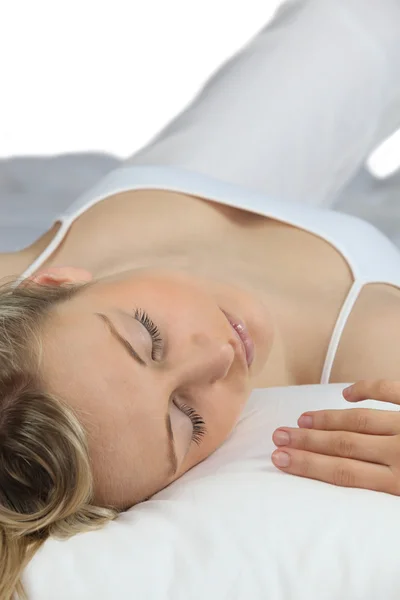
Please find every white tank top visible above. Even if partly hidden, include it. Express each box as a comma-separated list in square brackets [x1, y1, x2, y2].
[14, 165, 400, 384]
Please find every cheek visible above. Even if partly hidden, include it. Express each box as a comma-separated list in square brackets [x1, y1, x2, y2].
[186, 413, 238, 472]
[203, 389, 248, 451]
[172, 389, 248, 482]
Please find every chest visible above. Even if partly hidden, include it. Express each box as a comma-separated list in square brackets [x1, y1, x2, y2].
[73, 188, 355, 292]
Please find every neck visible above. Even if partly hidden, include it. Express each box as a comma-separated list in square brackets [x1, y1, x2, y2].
[0, 222, 62, 285]
[0, 250, 33, 285]
[251, 286, 325, 388]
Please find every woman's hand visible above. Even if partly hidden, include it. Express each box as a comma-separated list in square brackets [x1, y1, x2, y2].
[271, 380, 400, 495]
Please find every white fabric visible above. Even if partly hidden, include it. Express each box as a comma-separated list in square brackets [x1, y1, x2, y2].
[23, 383, 400, 599]
[125, 0, 400, 208]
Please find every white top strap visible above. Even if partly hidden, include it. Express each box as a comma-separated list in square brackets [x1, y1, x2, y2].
[319, 280, 365, 384]
[10, 216, 72, 289]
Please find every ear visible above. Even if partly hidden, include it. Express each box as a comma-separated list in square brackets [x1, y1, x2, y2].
[26, 266, 93, 287]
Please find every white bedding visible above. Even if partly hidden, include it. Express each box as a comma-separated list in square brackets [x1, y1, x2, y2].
[22, 383, 400, 600]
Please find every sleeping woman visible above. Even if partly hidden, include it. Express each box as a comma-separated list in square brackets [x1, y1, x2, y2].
[1, 1, 400, 599]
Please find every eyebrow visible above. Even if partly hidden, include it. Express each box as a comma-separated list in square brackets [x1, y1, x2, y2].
[94, 312, 178, 477]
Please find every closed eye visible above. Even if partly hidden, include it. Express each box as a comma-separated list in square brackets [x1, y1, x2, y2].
[95, 311, 178, 476]
[95, 312, 146, 366]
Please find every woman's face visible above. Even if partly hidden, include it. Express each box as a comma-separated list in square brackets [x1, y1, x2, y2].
[36, 266, 274, 509]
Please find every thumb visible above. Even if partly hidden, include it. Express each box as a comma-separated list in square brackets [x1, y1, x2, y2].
[343, 380, 400, 406]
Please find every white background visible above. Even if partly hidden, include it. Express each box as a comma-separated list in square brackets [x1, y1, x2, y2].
[1, 0, 400, 177]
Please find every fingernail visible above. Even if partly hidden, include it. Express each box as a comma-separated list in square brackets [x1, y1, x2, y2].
[342, 385, 353, 399]
[274, 430, 290, 446]
[272, 451, 291, 467]
[298, 415, 313, 428]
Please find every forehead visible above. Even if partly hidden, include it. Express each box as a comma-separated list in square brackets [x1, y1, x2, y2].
[40, 305, 169, 506]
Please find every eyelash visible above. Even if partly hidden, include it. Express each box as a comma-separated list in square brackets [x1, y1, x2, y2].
[133, 307, 207, 446]
[133, 307, 163, 360]
[177, 401, 207, 446]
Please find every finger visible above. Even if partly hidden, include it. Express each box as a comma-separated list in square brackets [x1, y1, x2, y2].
[271, 448, 399, 495]
[344, 379, 400, 405]
[272, 427, 397, 465]
[298, 407, 400, 435]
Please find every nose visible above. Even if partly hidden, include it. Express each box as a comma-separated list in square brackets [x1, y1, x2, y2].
[177, 333, 236, 386]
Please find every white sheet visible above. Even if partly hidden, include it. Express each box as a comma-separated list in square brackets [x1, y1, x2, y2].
[22, 383, 400, 599]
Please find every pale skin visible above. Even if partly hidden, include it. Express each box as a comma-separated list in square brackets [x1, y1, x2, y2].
[3, 189, 400, 508]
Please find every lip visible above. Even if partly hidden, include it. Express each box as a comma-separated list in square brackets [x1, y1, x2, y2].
[221, 310, 255, 367]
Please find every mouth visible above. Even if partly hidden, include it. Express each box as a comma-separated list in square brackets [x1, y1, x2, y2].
[220, 310, 255, 367]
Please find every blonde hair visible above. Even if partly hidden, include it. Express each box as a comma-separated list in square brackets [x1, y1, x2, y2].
[0, 276, 121, 600]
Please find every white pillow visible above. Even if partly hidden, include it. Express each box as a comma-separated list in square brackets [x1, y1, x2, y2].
[23, 383, 400, 599]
